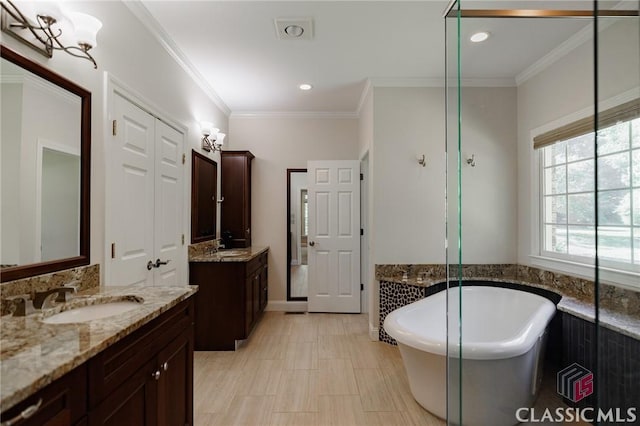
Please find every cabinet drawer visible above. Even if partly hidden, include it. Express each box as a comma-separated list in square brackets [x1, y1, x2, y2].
[0, 364, 87, 426]
[88, 298, 194, 408]
[245, 256, 261, 275]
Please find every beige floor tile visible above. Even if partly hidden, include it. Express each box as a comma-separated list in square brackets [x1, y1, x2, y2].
[317, 358, 359, 395]
[268, 412, 318, 426]
[195, 369, 242, 414]
[363, 411, 417, 425]
[354, 368, 398, 412]
[316, 314, 347, 335]
[273, 370, 319, 412]
[235, 359, 283, 396]
[318, 335, 351, 359]
[284, 341, 318, 370]
[219, 395, 275, 426]
[348, 337, 385, 369]
[317, 395, 367, 426]
[194, 412, 224, 426]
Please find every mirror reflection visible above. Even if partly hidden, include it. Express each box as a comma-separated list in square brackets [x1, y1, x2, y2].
[287, 169, 308, 300]
[1, 57, 82, 268]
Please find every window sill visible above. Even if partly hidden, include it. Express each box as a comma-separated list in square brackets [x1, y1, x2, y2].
[529, 255, 640, 291]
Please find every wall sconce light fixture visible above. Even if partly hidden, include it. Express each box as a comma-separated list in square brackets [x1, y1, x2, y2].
[201, 121, 225, 152]
[1, 0, 102, 68]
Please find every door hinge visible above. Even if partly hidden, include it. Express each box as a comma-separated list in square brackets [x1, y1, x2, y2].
[111, 243, 115, 259]
[182, 234, 185, 245]
[360, 228, 364, 236]
[360, 173, 363, 181]
[360, 283, 364, 291]
[112, 120, 117, 136]
[182, 153, 186, 164]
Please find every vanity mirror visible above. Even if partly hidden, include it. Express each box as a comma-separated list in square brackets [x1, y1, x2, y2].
[0, 46, 91, 282]
[191, 150, 217, 243]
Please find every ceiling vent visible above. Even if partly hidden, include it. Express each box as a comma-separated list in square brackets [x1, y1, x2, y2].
[274, 18, 314, 40]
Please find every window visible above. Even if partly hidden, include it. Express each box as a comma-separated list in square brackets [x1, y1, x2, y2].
[539, 112, 640, 271]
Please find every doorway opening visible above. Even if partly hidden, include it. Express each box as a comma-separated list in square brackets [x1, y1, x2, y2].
[287, 168, 308, 301]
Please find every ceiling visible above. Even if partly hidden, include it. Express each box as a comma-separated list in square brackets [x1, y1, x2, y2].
[136, 1, 608, 115]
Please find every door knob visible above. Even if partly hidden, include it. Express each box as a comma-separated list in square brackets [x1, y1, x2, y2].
[309, 241, 315, 247]
[147, 261, 154, 271]
[154, 259, 170, 268]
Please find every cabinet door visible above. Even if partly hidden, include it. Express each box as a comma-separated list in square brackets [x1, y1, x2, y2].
[245, 275, 254, 336]
[260, 261, 268, 312]
[0, 366, 86, 426]
[89, 359, 158, 426]
[157, 330, 194, 426]
[252, 271, 260, 321]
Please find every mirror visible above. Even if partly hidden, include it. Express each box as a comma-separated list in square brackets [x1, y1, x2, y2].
[287, 169, 308, 300]
[191, 150, 217, 243]
[1, 46, 91, 282]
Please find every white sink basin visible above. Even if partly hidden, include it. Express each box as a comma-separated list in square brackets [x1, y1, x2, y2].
[42, 300, 142, 324]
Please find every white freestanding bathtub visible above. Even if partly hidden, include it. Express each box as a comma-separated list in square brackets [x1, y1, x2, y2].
[383, 285, 556, 426]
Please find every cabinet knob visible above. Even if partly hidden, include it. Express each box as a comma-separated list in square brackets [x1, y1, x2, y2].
[152, 370, 161, 380]
[162, 362, 169, 371]
[2, 398, 42, 426]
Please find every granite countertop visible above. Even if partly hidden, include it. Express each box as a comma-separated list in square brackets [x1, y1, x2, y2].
[0, 284, 197, 412]
[189, 246, 269, 263]
[378, 275, 640, 341]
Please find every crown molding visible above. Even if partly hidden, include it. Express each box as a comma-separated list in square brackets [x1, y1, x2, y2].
[516, 13, 621, 86]
[230, 110, 359, 119]
[124, 1, 231, 117]
[356, 78, 373, 117]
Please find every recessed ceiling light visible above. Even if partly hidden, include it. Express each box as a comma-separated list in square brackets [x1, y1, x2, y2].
[284, 25, 304, 38]
[470, 31, 490, 43]
[299, 83, 313, 91]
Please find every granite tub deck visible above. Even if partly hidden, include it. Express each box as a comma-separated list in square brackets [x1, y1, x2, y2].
[188, 245, 269, 263]
[376, 268, 640, 342]
[0, 284, 197, 412]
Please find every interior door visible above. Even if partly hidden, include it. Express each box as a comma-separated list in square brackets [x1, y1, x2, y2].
[111, 93, 155, 286]
[307, 160, 361, 313]
[153, 121, 183, 286]
[110, 94, 184, 286]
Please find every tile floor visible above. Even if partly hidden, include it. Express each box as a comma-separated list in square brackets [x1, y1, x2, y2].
[193, 312, 581, 426]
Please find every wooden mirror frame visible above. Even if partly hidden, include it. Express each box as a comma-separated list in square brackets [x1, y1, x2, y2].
[191, 150, 217, 244]
[286, 168, 307, 301]
[1, 45, 91, 282]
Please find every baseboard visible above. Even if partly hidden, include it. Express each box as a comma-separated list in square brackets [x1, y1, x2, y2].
[266, 300, 308, 312]
[369, 323, 379, 341]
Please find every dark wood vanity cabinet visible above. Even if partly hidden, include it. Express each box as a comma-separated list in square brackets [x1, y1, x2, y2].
[1, 297, 195, 426]
[221, 151, 254, 248]
[189, 250, 268, 350]
[88, 297, 194, 426]
[0, 365, 87, 426]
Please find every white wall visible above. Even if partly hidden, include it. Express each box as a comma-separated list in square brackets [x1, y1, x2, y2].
[228, 116, 359, 305]
[1, 1, 228, 283]
[517, 19, 640, 279]
[373, 87, 447, 264]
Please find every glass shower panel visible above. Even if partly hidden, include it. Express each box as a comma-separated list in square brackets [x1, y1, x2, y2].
[444, 2, 462, 424]
[595, 4, 640, 422]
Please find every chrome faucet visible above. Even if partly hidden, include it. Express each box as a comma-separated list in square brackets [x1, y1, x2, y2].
[33, 285, 77, 309]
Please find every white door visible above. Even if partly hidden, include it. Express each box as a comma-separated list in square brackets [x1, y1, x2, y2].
[153, 120, 183, 286]
[110, 94, 184, 286]
[111, 93, 155, 286]
[307, 160, 361, 313]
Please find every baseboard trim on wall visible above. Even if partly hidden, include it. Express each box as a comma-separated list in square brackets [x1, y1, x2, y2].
[369, 324, 379, 341]
[266, 300, 308, 312]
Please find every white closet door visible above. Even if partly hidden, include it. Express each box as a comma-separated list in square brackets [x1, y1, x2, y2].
[307, 160, 361, 313]
[153, 120, 183, 286]
[111, 93, 155, 286]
